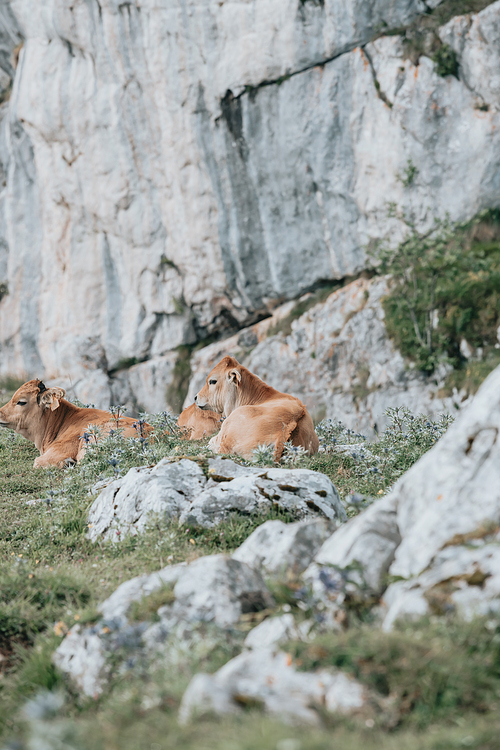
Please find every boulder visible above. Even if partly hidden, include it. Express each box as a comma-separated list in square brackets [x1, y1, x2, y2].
[244, 614, 312, 650]
[301, 365, 500, 627]
[166, 555, 274, 628]
[180, 468, 346, 529]
[233, 519, 333, 578]
[87, 460, 345, 541]
[53, 554, 273, 696]
[382, 535, 500, 630]
[87, 459, 207, 542]
[53, 626, 108, 699]
[303, 494, 401, 596]
[207, 457, 261, 481]
[179, 648, 368, 726]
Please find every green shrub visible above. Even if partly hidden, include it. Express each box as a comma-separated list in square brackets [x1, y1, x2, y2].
[432, 43, 459, 77]
[313, 407, 452, 506]
[378, 210, 500, 377]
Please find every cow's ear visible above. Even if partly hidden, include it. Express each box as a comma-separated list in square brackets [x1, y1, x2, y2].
[227, 369, 241, 387]
[39, 387, 65, 411]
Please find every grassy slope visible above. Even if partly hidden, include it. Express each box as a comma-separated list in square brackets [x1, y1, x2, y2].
[0, 402, 499, 749]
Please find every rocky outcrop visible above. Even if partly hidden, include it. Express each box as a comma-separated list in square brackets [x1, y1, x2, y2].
[232, 518, 332, 578]
[87, 458, 346, 542]
[52, 363, 500, 726]
[0, 1, 499, 418]
[184, 276, 466, 434]
[54, 553, 273, 697]
[305, 363, 500, 627]
[179, 648, 369, 726]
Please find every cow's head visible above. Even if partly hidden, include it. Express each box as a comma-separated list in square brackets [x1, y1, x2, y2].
[0, 380, 66, 437]
[195, 356, 241, 416]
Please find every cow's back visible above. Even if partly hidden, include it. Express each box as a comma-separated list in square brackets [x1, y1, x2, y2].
[178, 403, 220, 440]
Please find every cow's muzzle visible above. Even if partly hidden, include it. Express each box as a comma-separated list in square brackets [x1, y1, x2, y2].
[195, 393, 209, 410]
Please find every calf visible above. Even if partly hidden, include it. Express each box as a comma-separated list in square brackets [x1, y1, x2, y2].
[177, 403, 221, 440]
[0, 380, 151, 468]
[195, 356, 319, 460]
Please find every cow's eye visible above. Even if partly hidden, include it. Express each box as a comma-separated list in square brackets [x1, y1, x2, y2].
[209, 379, 217, 385]
[17, 400, 27, 406]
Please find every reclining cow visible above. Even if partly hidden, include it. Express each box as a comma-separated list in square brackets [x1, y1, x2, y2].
[0, 379, 151, 468]
[177, 402, 221, 440]
[194, 356, 319, 461]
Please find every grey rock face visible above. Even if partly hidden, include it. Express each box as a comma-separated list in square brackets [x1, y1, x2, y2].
[304, 494, 401, 596]
[52, 625, 108, 699]
[382, 538, 500, 629]
[232, 518, 332, 578]
[87, 459, 207, 543]
[168, 555, 274, 628]
[244, 614, 313, 650]
[185, 276, 467, 435]
[181, 467, 346, 528]
[87, 459, 345, 541]
[179, 648, 368, 726]
[305, 364, 500, 627]
[0, 0, 499, 423]
[98, 563, 187, 623]
[207, 457, 261, 482]
[53, 554, 273, 697]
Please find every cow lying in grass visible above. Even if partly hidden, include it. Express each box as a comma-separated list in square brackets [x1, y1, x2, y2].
[195, 356, 319, 460]
[177, 402, 221, 440]
[0, 380, 151, 468]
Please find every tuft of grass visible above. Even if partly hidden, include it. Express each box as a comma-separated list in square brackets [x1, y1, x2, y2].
[396, 158, 418, 188]
[432, 43, 459, 77]
[311, 407, 452, 508]
[0, 566, 91, 657]
[109, 357, 139, 373]
[440, 351, 500, 397]
[129, 584, 176, 623]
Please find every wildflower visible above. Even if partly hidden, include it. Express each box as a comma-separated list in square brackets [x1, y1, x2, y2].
[53, 621, 68, 637]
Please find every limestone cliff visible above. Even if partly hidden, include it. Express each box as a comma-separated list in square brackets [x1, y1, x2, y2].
[0, 0, 498, 428]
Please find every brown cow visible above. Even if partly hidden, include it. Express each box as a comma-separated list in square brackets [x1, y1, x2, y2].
[194, 356, 319, 461]
[0, 379, 151, 468]
[177, 402, 221, 440]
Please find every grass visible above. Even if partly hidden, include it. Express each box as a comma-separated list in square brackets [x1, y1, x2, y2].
[377, 210, 500, 385]
[2, 393, 498, 749]
[287, 616, 500, 730]
[129, 584, 176, 622]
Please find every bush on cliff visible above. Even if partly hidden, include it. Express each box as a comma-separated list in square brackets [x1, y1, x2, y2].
[378, 209, 500, 391]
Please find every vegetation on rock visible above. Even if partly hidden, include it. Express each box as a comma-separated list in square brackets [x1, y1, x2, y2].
[378, 210, 500, 391]
[380, 0, 496, 74]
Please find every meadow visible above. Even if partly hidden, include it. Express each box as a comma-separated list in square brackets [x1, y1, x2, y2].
[0, 395, 499, 750]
